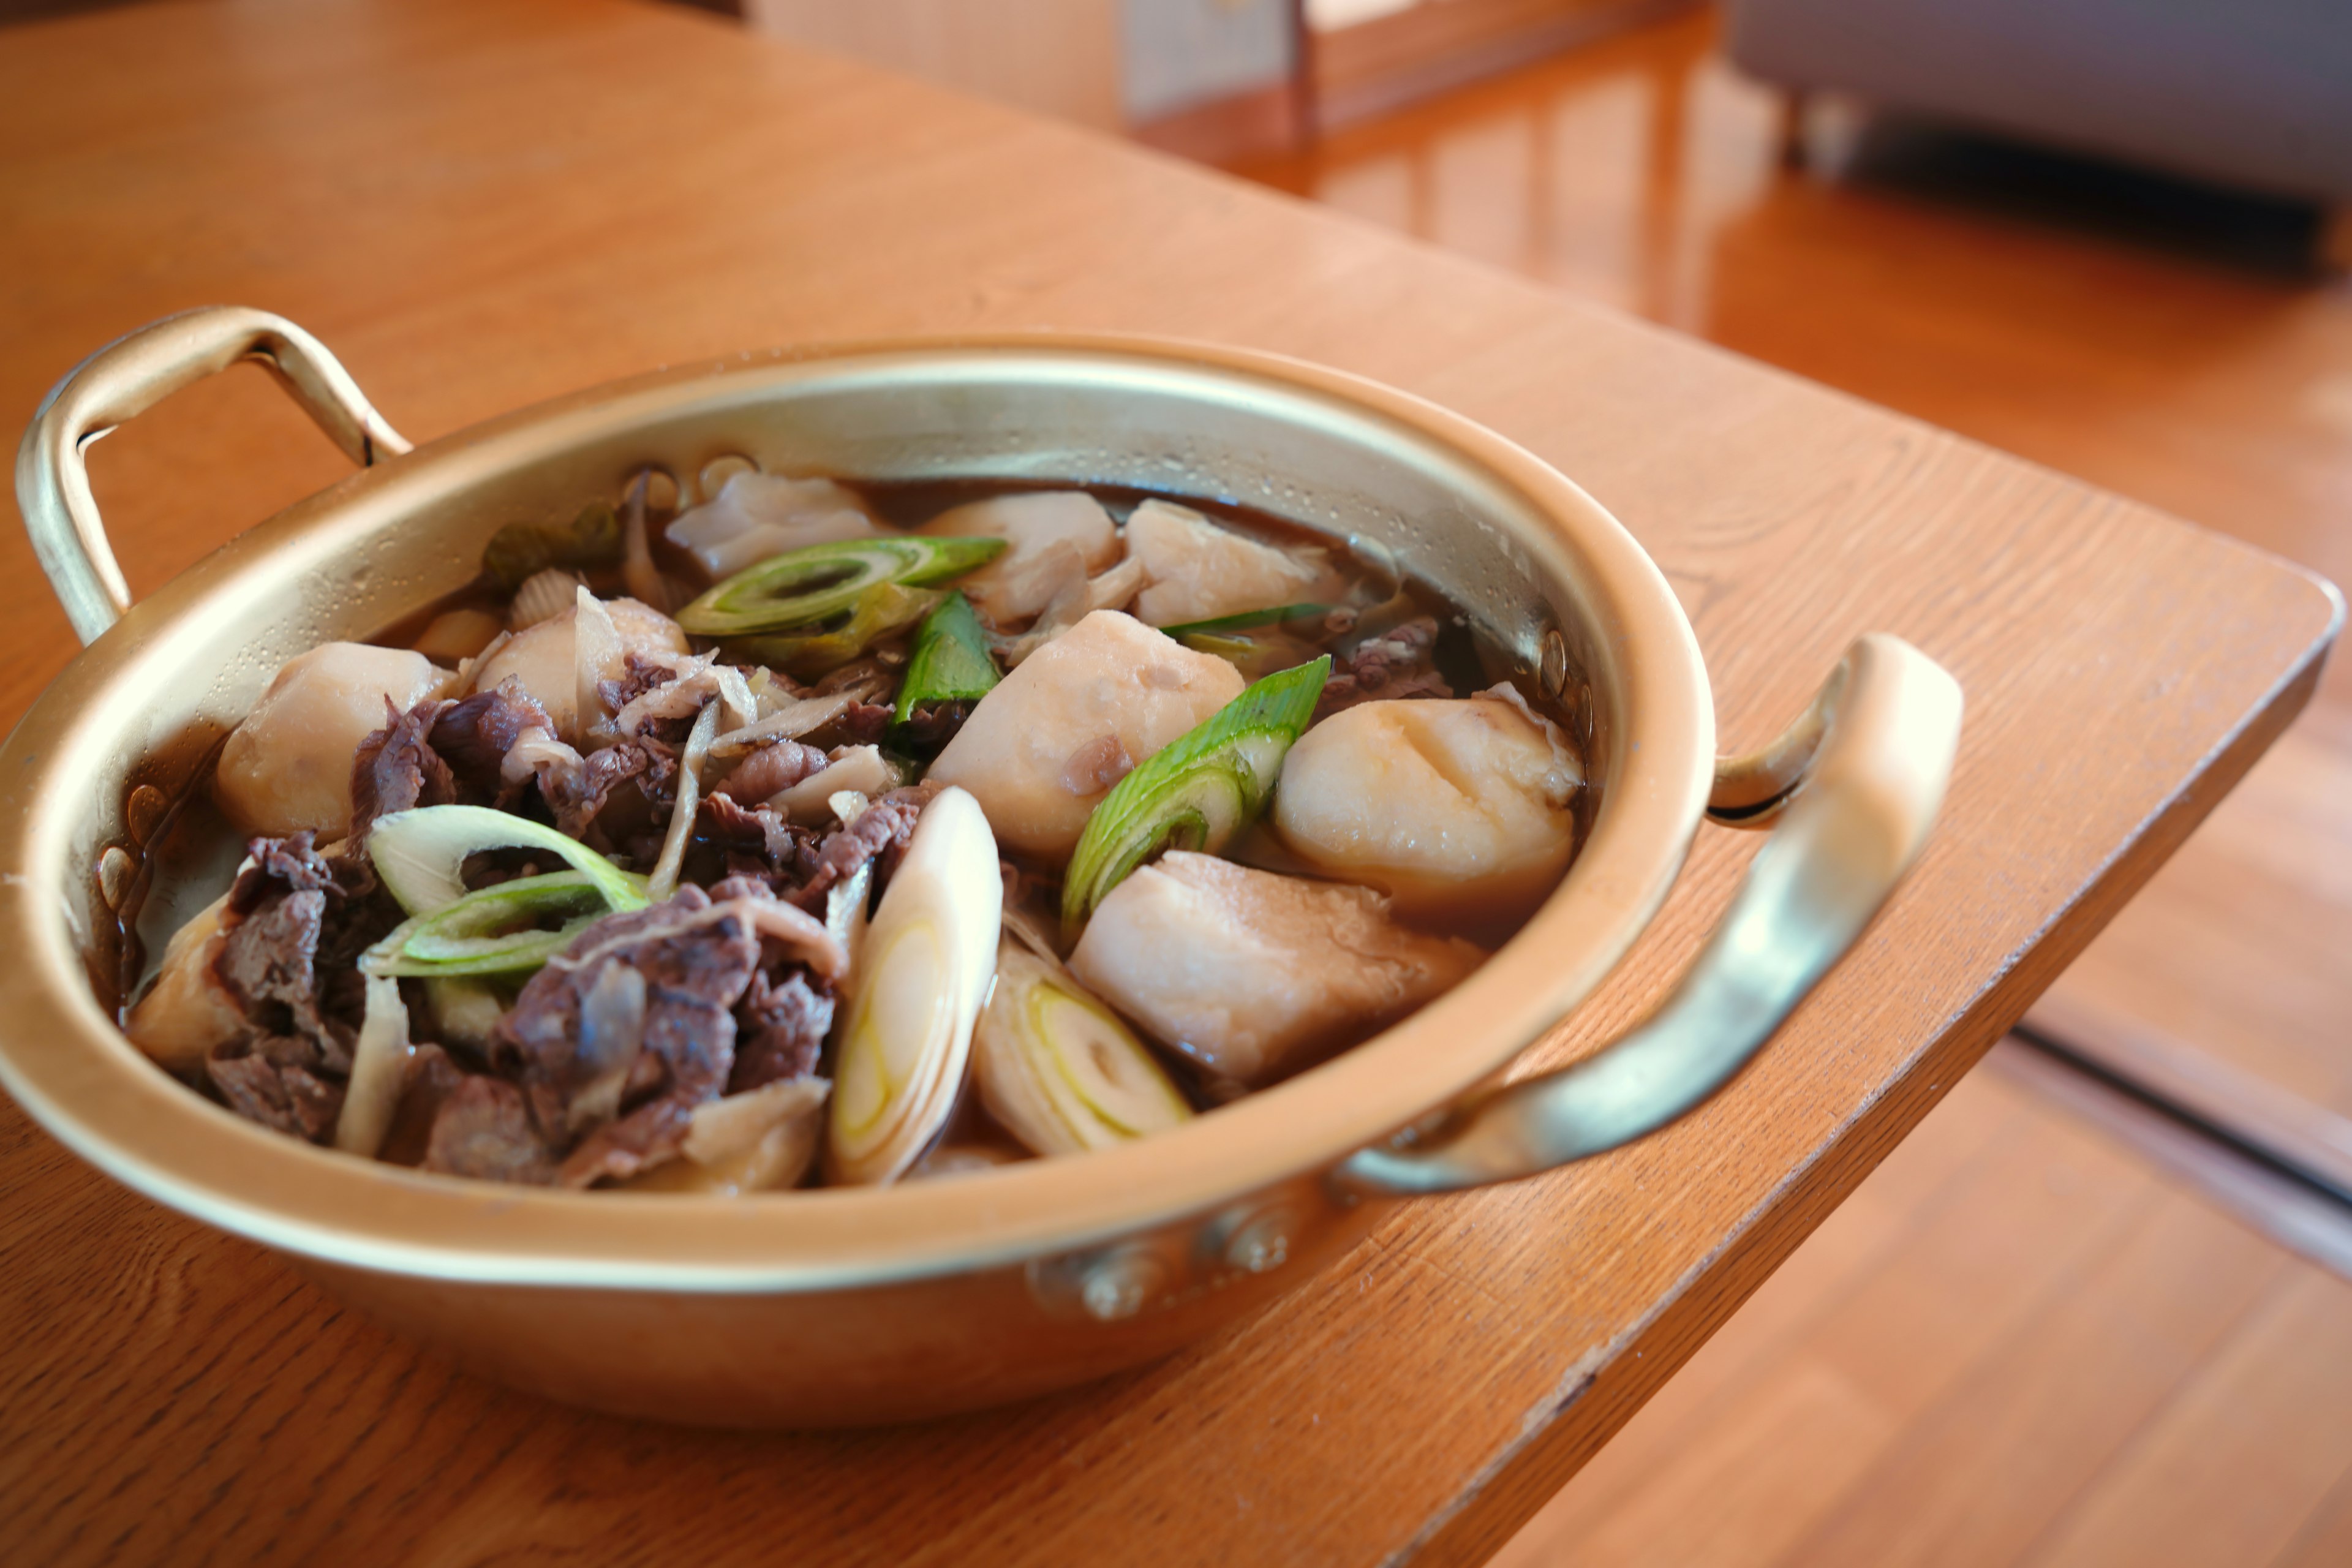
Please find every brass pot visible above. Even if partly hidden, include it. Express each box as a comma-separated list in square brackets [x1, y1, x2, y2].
[1, 308, 1961, 1427]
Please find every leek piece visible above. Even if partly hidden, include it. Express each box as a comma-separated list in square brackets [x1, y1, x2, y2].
[675, 535, 1004, 638]
[825, 787, 1002, 1186]
[1155, 601, 1331, 638]
[369, 804, 648, 916]
[362, 871, 616, 978]
[722, 580, 939, 678]
[892, 591, 1000, 726]
[976, 941, 1191, 1156]
[1061, 656, 1330, 927]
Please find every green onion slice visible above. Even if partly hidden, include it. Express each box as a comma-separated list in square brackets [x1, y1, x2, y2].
[894, 590, 1000, 726]
[369, 804, 649, 916]
[1155, 601, 1332, 638]
[676, 535, 1005, 638]
[1061, 655, 1330, 927]
[723, 581, 940, 679]
[362, 871, 614, 978]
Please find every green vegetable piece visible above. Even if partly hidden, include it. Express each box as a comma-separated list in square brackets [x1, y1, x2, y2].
[1155, 602, 1332, 638]
[363, 872, 612, 979]
[482, 502, 622, 588]
[894, 591, 1001, 726]
[724, 580, 941, 679]
[369, 804, 649, 916]
[676, 535, 1005, 638]
[1061, 655, 1331, 927]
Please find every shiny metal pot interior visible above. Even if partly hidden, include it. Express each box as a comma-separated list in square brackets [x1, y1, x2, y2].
[0, 310, 1960, 1425]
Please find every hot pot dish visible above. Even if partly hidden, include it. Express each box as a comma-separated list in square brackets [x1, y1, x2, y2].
[1, 309, 1961, 1425]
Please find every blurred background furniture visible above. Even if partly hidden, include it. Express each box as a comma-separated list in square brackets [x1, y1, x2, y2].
[1725, 0, 2352, 263]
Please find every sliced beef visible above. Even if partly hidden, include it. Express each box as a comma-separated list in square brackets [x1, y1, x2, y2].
[554, 741, 666, 838]
[207, 1038, 344, 1142]
[216, 888, 339, 1063]
[558, 1097, 696, 1188]
[697, 793, 808, 876]
[491, 885, 761, 1150]
[349, 697, 459, 846]
[714, 738, 829, 804]
[787, 783, 940, 912]
[832, 701, 894, 747]
[423, 1075, 556, 1184]
[430, 683, 554, 799]
[205, 831, 400, 1140]
[597, 652, 676, 721]
[894, 699, 975, 753]
[225, 831, 337, 914]
[379, 1042, 467, 1167]
[1314, 615, 1453, 722]
[729, 968, 834, 1091]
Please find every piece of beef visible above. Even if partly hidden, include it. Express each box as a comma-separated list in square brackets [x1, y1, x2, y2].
[558, 1097, 696, 1188]
[350, 697, 459, 846]
[207, 1038, 344, 1142]
[423, 1075, 556, 1184]
[787, 783, 941, 912]
[1314, 615, 1453, 721]
[714, 738, 829, 804]
[216, 888, 341, 1065]
[379, 1042, 467, 1167]
[491, 885, 761, 1148]
[832, 701, 895, 747]
[596, 652, 676, 721]
[543, 739, 666, 839]
[729, 969, 834, 1091]
[697, 793, 809, 877]
[211, 831, 400, 1105]
[894, 699, 974, 753]
[225, 831, 336, 915]
[430, 683, 554, 800]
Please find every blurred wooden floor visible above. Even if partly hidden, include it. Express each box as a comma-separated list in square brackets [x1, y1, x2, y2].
[1235, 8, 2352, 1564]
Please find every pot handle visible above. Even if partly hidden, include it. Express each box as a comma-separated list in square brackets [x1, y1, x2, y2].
[13, 306, 410, 645]
[1336, 633, 1963, 1196]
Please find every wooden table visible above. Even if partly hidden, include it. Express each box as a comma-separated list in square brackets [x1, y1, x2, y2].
[0, 3, 2337, 1564]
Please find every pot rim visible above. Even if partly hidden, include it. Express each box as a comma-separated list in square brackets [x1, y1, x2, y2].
[0, 332, 1713, 1291]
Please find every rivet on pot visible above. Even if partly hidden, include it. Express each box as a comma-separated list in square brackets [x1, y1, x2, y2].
[696, 453, 757, 503]
[1539, 626, 1569, 701]
[1225, 1213, 1291, 1275]
[1080, 1248, 1169, 1322]
[97, 845, 135, 911]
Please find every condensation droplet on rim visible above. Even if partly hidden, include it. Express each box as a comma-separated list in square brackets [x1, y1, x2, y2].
[1539, 626, 1569, 700]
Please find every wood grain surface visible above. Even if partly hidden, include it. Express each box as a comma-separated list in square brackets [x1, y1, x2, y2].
[0, 3, 2337, 1566]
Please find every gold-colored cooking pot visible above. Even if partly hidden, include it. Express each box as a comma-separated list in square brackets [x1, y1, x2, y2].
[1, 308, 1961, 1427]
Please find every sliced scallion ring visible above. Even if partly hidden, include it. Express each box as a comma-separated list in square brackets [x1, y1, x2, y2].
[1061, 655, 1330, 927]
[361, 871, 616, 978]
[1155, 601, 1332, 639]
[676, 535, 1005, 638]
[369, 804, 648, 916]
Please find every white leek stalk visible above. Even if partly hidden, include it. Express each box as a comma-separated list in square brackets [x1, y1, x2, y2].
[824, 787, 1001, 1185]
